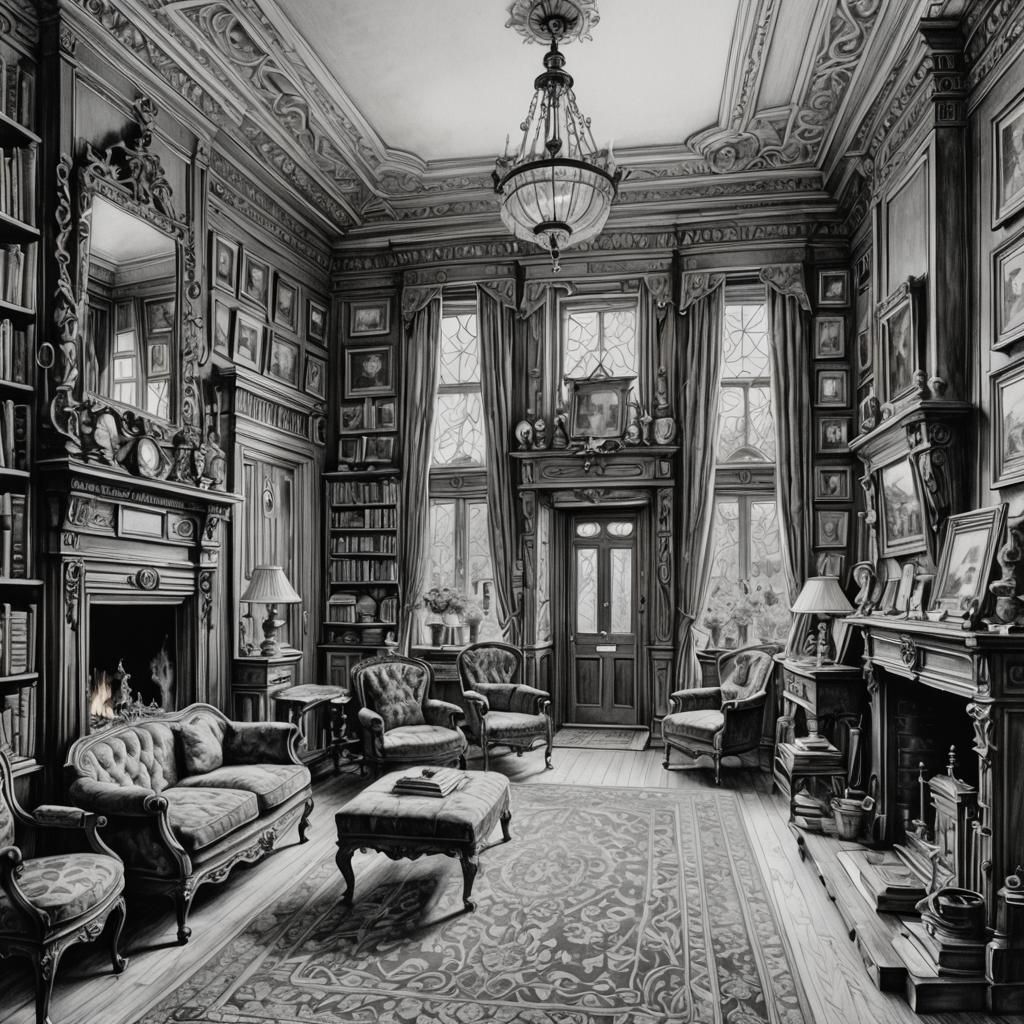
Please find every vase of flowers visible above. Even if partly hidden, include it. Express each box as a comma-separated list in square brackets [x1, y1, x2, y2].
[420, 587, 468, 646]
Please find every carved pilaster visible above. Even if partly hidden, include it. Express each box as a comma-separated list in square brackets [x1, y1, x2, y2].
[967, 699, 995, 910]
[655, 488, 673, 645]
[63, 558, 83, 630]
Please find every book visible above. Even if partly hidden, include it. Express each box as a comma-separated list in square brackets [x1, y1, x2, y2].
[392, 766, 468, 798]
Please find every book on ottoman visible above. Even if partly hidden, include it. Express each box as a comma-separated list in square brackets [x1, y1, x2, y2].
[392, 766, 468, 797]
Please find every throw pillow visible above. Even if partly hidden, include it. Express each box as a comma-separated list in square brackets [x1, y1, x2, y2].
[179, 717, 225, 775]
[720, 655, 753, 702]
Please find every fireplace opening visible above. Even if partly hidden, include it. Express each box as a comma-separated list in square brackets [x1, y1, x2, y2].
[89, 605, 177, 728]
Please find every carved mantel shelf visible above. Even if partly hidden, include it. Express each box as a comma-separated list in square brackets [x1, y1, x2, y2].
[512, 446, 679, 497]
[849, 398, 974, 466]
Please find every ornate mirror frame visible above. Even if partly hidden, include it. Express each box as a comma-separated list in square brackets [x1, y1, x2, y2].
[50, 96, 213, 488]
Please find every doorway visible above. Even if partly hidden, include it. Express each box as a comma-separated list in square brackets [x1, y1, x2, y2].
[566, 513, 639, 724]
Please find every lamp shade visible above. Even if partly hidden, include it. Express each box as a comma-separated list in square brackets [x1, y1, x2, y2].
[240, 565, 301, 605]
[790, 576, 854, 616]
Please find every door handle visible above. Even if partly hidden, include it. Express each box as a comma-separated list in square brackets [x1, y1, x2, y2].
[600, 630, 608, 638]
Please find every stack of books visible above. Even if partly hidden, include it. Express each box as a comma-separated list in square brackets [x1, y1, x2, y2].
[776, 738, 845, 775]
[392, 766, 467, 798]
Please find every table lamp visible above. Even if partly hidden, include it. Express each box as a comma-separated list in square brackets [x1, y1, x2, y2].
[240, 565, 302, 657]
[791, 576, 855, 667]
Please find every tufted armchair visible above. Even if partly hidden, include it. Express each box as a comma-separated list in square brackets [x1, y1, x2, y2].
[350, 654, 468, 776]
[0, 749, 127, 1024]
[457, 642, 553, 772]
[662, 644, 778, 784]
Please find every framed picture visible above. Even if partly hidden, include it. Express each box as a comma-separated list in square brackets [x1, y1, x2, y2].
[855, 250, 872, 291]
[568, 376, 633, 441]
[816, 551, 845, 576]
[993, 229, 1024, 350]
[345, 346, 393, 397]
[818, 269, 849, 307]
[145, 297, 175, 335]
[211, 234, 238, 293]
[857, 327, 872, 375]
[816, 509, 849, 548]
[816, 415, 851, 454]
[816, 368, 849, 407]
[239, 253, 270, 310]
[338, 437, 363, 466]
[814, 316, 846, 358]
[272, 274, 299, 332]
[930, 504, 1008, 617]
[307, 299, 328, 345]
[363, 435, 395, 463]
[212, 298, 232, 357]
[349, 299, 390, 337]
[373, 398, 396, 430]
[304, 353, 326, 399]
[267, 334, 300, 387]
[992, 89, 1024, 228]
[992, 360, 1024, 487]
[340, 401, 367, 433]
[814, 465, 852, 501]
[147, 341, 169, 376]
[878, 458, 926, 556]
[232, 310, 264, 371]
[877, 275, 925, 403]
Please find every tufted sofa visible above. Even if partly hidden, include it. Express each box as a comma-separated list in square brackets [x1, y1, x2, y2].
[65, 703, 313, 944]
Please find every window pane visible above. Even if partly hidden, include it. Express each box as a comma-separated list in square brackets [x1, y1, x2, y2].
[607, 522, 633, 537]
[600, 308, 638, 377]
[432, 392, 485, 466]
[704, 499, 741, 647]
[146, 379, 169, 420]
[115, 331, 136, 354]
[747, 385, 776, 461]
[722, 304, 769, 377]
[113, 356, 135, 380]
[576, 548, 598, 634]
[748, 501, 791, 642]
[563, 305, 637, 379]
[467, 500, 502, 642]
[564, 310, 599, 378]
[716, 386, 747, 461]
[610, 548, 632, 633]
[113, 381, 136, 405]
[439, 312, 480, 385]
[428, 501, 456, 589]
[576, 522, 600, 537]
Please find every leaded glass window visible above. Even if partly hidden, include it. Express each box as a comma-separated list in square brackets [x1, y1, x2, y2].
[432, 311, 485, 467]
[717, 303, 775, 462]
[561, 301, 637, 380]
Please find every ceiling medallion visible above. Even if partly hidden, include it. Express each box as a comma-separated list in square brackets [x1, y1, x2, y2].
[504, 0, 600, 44]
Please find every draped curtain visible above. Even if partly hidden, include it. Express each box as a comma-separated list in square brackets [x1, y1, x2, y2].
[674, 273, 725, 686]
[396, 287, 441, 651]
[759, 264, 814, 604]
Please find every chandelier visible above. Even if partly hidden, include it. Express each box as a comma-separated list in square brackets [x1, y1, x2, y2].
[493, 0, 622, 271]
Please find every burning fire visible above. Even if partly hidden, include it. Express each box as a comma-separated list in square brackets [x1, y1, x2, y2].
[90, 670, 115, 720]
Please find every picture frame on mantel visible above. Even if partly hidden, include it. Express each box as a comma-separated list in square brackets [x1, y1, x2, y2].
[877, 275, 925, 404]
[991, 360, 1024, 487]
[929, 504, 1008, 618]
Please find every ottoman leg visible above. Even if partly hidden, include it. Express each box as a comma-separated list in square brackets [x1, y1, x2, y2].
[459, 851, 479, 911]
[336, 847, 356, 905]
[500, 809, 512, 843]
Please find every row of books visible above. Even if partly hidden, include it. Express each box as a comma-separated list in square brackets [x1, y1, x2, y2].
[0, 146, 35, 224]
[392, 766, 468, 798]
[0, 320, 29, 383]
[330, 508, 396, 529]
[0, 243, 34, 309]
[0, 58, 32, 129]
[330, 535, 396, 554]
[328, 479, 399, 505]
[0, 685, 35, 761]
[0, 602, 35, 675]
[0, 401, 29, 470]
[326, 594, 398, 624]
[328, 559, 396, 583]
[0, 493, 28, 579]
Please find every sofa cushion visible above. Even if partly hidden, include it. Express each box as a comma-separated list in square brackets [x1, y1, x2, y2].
[176, 763, 311, 813]
[0, 854, 123, 932]
[71, 722, 180, 793]
[178, 716, 226, 775]
[163, 787, 259, 852]
[662, 709, 725, 744]
[481, 710, 548, 741]
[381, 724, 467, 759]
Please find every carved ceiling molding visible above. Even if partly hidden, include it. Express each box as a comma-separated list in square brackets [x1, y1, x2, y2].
[728, 0, 780, 128]
[964, 0, 1024, 90]
[0, 0, 38, 47]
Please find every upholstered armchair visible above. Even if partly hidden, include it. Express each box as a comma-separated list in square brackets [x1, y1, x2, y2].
[0, 749, 128, 1024]
[351, 654, 468, 775]
[457, 642, 553, 772]
[662, 644, 778, 784]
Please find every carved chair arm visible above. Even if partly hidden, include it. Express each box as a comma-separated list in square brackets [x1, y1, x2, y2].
[68, 779, 168, 817]
[28, 805, 120, 859]
[423, 698, 465, 729]
[0, 844, 50, 933]
[720, 690, 768, 715]
[667, 686, 722, 714]
[462, 690, 490, 715]
[508, 685, 552, 715]
[357, 706, 385, 735]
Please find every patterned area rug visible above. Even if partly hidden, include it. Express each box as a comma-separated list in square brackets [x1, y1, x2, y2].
[140, 785, 809, 1024]
[552, 726, 650, 750]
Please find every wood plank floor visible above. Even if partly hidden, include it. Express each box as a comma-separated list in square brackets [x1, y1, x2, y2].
[0, 748, 1015, 1024]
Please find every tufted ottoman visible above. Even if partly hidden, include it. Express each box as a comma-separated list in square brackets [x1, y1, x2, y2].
[335, 769, 511, 911]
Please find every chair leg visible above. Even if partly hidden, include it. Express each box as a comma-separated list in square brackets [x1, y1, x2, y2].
[458, 752, 467, 770]
[663, 744, 672, 770]
[109, 897, 129, 973]
[298, 796, 314, 843]
[480, 742, 489, 772]
[714, 753, 721, 785]
[544, 722, 553, 769]
[176, 887, 195, 945]
[33, 942, 61, 1024]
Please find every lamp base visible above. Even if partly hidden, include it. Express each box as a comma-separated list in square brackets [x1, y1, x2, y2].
[259, 606, 285, 658]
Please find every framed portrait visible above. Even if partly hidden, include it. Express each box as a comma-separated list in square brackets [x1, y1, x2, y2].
[145, 297, 175, 335]
[815, 415, 851, 454]
[338, 437, 363, 466]
[816, 509, 849, 548]
[147, 341, 169, 376]
[930, 504, 1008, 617]
[212, 298, 232, 357]
[304, 353, 326, 399]
[818, 269, 849, 307]
[349, 299, 390, 337]
[345, 346, 393, 397]
[814, 465, 852, 501]
[339, 401, 367, 433]
[993, 89, 1024, 227]
[307, 299, 328, 345]
[232, 310, 264, 371]
[211, 234, 238, 293]
[878, 458, 925, 556]
[363, 435, 395, 463]
[272, 274, 299, 333]
[992, 229, 1024, 350]
[816, 368, 849, 407]
[267, 334, 300, 387]
[568, 376, 633, 441]
[992, 360, 1024, 487]
[373, 398, 396, 430]
[814, 316, 846, 359]
[239, 253, 270, 310]
[856, 327, 872, 375]
[877, 275, 925, 403]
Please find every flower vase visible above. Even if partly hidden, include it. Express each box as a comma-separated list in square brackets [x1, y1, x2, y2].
[442, 612, 462, 646]
[428, 622, 445, 647]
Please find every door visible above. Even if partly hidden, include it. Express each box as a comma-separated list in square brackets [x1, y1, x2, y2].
[568, 514, 638, 724]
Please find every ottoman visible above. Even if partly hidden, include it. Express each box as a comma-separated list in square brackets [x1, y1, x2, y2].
[335, 769, 512, 911]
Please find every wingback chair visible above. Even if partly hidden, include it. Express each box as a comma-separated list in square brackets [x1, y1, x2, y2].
[662, 644, 778, 784]
[457, 642, 553, 772]
[350, 654, 468, 775]
[0, 749, 128, 1024]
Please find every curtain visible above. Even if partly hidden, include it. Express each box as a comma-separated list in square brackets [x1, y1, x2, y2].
[674, 273, 725, 686]
[396, 287, 441, 651]
[477, 286, 522, 643]
[760, 264, 814, 605]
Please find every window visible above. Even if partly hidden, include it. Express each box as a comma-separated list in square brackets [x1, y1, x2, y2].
[560, 298, 637, 380]
[432, 310, 485, 467]
[703, 296, 790, 648]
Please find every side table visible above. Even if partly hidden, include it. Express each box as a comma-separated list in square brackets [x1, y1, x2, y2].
[273, 684, 358, 773]
[232, 650, 302, 723]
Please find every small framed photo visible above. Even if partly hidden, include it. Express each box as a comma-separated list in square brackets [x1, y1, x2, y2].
[992, 360, 1024, 487]
[816, 415, 851, 454]
[345, 346, 393, 397]
[349, 299, 390, 337]
[338, 436, 364, 466]
[239, 253, 270, 310]
[568, 376, 633, 440]
[856, 326, 872, 375]
[993, 228, 1024, 350]
[272, 273, 299, 333]
[307, 299, 328, 345]
[816, 509, 849, 548]
[816, 368, 849, 407]
[992, 89, 1024, 228]
[212, 298, 232, 357]
[814, 316, 846, 358]
[211, 234, 238, 293]
[818, 269, 849, 307]
[304, 353, 326, 399]
[372, 398, 396, 430]
[267, 334, 300, 387]
[879, 458, 926, 556]
[147, 341, 169, 376]
[232, 309, 265, 371]
[339, 401, 367, 433]
[145, 297, 175, 335]
[877, 276, 925, 403]
[930, 504, 1008, 617]
[363, 435, 395, 463]
[816, 551, 845, 578]
[855, 250, 871, 291]
[814, 465, 852, 501]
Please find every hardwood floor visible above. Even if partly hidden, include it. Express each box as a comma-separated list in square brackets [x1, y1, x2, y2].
[0, 748, 1015, 1024]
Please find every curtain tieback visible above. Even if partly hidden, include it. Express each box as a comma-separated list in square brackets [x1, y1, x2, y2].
[677, 610, 697, 629]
